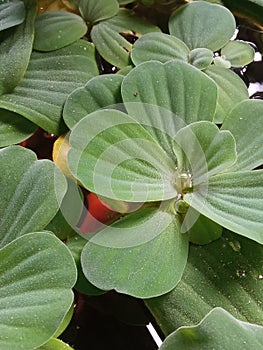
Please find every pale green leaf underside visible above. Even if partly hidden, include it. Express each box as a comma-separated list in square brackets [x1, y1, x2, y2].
[0, 109, 37, 147]
[221, 40, 255, 67]
[185, 170, 263, 244]
[131, 32, 190, 66]
[79, 0, 119, 24]
[205, 65, 249, 124]
[69, 109, 177, 202]
[122, 60, 217, 126]
[173, 121, 236, 181]
[81, 213, 189, 298]
[0, 0, 36, 95]
[63, 74, 124, 129]
[169, 1, 236, 51]
[0, 146, 67, 248]
[0, 0, 25, 31]
[222, 99, 263, 171]
[0, 232, 77, 350]
[160, 308, 263, 350]
[146, 230, 263, 335]
[91, 9, 160, 68]
[34, 11, 87, 51]
[0, 40, 99, 134]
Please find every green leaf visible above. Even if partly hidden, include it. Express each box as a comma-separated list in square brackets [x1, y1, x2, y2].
[131, 32, 190, 65]
[145, 230, 263, 334]
[53, 304, 74, 338]
[122, 60, 217, 125]
[38, 338, 74, 350]
[63, 74, 124, 129]
[205, 65, 249, 123]
[45, 208, 76, 241]
[117, 64, 133, 76]
[91, 9, 160, 68]
[188, 48, 214, 70]
[34, 11, 87, 52]
[172, 121, 237, 181]
[45, 179, 84, 240]
[81, 210, 189, 298]
[185, 170, 263, 244]
[0, 40, 99, 134]
[0, 109, 37, 147]
[68, 109, 176, 202]
[213, 55, 231, 69]
[169, 1, 236, 51]
[0, 0, 36, 95]
[119, 103, 182, 162]
[160, 308, 263, 350]
[188, 212, 223, 244]
[88, 208, 176, 249]
[0, 146, 67, 248]
[222, 99, 263, 171]
[66, 234, 105, 296]
[0, 0, 25, 31]
[0, 232, 77, 350]
[79, 0, 119, 24]
[221, 40, 255, 67]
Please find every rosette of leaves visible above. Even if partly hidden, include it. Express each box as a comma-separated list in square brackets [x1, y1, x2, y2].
[132, 1, 255, 69]
[131, 1, 254, 122]
[34, 0, 161, 68]
[59, 0, 161, 68]
[88, 5, 161, 68]
[64, 59, 263, 298]
[0, 0, 162, 144]
[0, 0, 100, 142]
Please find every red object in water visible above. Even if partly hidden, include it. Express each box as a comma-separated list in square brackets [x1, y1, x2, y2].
[79, 193, 121, 234]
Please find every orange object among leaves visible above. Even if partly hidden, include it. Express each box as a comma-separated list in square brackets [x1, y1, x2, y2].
[79, 193, 121, 234]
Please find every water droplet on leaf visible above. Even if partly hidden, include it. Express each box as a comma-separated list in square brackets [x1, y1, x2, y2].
[236, 269, 246, 278]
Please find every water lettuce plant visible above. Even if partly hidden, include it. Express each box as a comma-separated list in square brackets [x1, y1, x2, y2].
[1, 0, 263, 349]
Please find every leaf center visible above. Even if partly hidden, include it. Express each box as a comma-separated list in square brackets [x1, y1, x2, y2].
[172, 168, 193, 215]
[173, 167, 193, 196]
